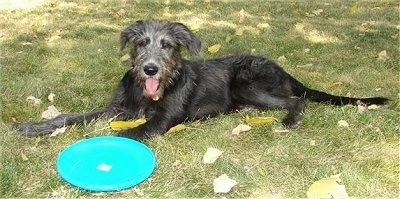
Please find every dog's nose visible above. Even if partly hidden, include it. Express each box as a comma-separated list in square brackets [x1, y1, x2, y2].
[143, 64, 159, 76]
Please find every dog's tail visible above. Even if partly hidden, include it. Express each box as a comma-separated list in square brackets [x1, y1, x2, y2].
[289, 77, 389, 106]
[14, 108, 112, 137]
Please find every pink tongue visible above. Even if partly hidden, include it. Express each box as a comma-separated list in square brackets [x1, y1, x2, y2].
[145, 78, 159, 95]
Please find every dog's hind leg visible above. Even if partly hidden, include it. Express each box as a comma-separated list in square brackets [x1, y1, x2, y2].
[14, 108, 113, 137]
[232, 88, 305, 127]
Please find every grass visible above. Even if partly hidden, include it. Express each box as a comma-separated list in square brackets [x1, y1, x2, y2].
[1, 0, 399, 198]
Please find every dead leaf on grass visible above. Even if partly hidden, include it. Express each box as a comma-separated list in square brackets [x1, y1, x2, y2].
[337, 120, 349, 128]
[109, 118, 146, 131]
[203, 147, 223, 164]
[307, 174, 350, 199]
[274, 129, 290, 134]
[213, 174, 238, 193]
[367, 104, 380, 110]
[312, 9, 323, 16]
[167, 124, 186, 133]
[41, 105, 61, 119]
[50, 127, 67, 137]
[48, 93, 55, 102]
[239, 9, 247, 23]
[189, 23, 201, 32]
[21, 151, 29, 161]
[231, 124, 251, 135]
[208, 44, 221, 54]
[246, 116, 277, 125]
[26, 96, 41, 106]
[235, 27, 244, 36]
[120, 54, 130, 62]
[256, 23, 270, 29]
[350, 5, 359, 14]
[296, 63, 314, 68]
[377, 50, 389, 61]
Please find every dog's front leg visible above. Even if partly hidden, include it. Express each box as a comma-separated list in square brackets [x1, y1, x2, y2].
[117, 112, 182, 140]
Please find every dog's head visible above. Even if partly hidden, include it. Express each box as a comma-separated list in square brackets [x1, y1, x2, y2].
[120, 20, 202, 101]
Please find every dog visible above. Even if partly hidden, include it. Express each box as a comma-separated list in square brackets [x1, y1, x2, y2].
[14, 20, 388, 140]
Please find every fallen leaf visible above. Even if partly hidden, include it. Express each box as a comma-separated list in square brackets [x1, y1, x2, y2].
[277, 55, 287, 63]
[377, 50, 389, 61]
[274, 129, 290, 133]
[231, 124, 251, 135]
[296, 63, 314, 68]
[203, 147, 223, 164]
[117, 8, 126, 16]
[307, 174, 350, 199]
[207, 44, 221, 54]
[167, 124, 186, 133]
[190, 24, 201, 32]
[312, 9, 323, 16]
[133, 187, 144, 196]
[163, 7, 172, 18]
[245, 116, 277, 125]
[120, 54, 130, 62]
[367, 104, 380, 110]
[21, 151, 28, 161]
[26, 96, 41, 106]
[109, 118, 146, 131]
[256, 23, 270, 29]
[48, 93, 55, 102]
[50, 127, 67, 137]
[225, 35, 233, 43]
[22, 42, 33, 46]
[239, 9, 247, 23]
[350, 5, 359, 14]
[41, 105, 61, 119]
[213, 174, 238, 193]
[337, 120, 349, 128]
[235, 27, 244, 36]
[47, 35, 61, 43]
[295, 22, 305, 32]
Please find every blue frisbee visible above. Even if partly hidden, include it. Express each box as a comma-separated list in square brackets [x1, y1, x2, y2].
[56, 136, 156, 192]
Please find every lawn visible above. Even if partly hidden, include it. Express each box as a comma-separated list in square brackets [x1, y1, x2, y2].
[0, 0, 399, 198]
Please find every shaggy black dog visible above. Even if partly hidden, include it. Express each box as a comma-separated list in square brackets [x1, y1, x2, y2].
[14, 20, 388, 140]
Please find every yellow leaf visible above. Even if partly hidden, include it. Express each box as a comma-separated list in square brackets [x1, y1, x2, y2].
[350, 5, 359, 13]
[208, 44, 221, 54]
[190, 24, 201, 32]
[295, 22, 305, 32]
[167, 124, 186, 133]
[307, 174, 350, 199]
[256, 23, 270, 29]
[109, 118, 146, 131]
[235, 27, 244, 36]
[120, 54, 130, 62]
[245, 116, 277, 125]
[163, 7, 172, 18]
[21, 152, 28, 161]
[239, 9, 247, 23]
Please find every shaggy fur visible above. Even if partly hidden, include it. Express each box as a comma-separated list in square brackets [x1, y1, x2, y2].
[14, 20, 388, 140]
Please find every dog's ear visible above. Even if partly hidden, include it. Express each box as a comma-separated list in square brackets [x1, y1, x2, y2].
[167, 22, 202, 55]
[120, 20, 145, 51]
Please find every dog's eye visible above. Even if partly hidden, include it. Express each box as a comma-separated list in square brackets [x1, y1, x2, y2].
[160, 39, 172, 49]
[137, 38, 150, 47]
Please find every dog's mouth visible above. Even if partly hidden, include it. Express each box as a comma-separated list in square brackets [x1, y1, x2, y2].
[145, 77, 160, 101]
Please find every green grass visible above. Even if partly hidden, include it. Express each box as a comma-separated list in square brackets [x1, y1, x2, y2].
[1, 0, 399, 197]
